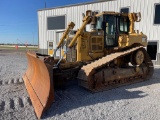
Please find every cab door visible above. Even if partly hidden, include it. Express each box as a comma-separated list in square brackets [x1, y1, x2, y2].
[103, 15, 119, 48]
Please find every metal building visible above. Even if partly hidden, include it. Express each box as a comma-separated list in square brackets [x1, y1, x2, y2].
[38, 0, 160, 65]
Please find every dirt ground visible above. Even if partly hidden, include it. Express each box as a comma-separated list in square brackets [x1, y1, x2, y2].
[0, 49, 160, 120]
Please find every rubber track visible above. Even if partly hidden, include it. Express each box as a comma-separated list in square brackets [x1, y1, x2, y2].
[78, 46, 154, 88]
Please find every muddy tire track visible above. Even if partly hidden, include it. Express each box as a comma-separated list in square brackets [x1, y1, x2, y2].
[0, 78, 23, 86]
[0, 97, 31, 111]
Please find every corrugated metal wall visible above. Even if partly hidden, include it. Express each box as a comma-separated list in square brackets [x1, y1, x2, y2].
[38, 0, 160, 65]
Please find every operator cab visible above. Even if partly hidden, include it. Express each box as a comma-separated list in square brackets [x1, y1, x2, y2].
[96, 12, 130, 48]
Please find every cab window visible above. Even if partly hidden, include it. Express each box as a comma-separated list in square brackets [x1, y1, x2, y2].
[105, 15, 117, 46]
[119, 17, 130, 33]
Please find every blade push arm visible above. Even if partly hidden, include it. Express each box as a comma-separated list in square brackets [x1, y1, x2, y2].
[57, 22, 75, 49]
[55, 16, 92, 67]
[68, 16, 91, 48]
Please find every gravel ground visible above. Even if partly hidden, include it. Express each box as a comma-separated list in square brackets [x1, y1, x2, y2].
[0, 49, 160, 120]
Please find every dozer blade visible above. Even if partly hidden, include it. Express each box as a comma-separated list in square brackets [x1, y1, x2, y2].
[22, 52, 54, 119]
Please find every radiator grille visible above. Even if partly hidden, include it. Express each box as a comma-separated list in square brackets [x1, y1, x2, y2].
[90, 37, 103, 52]
[66, 39, 77, 62]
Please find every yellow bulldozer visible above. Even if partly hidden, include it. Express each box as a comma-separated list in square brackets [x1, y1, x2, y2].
[23, 10, 154, 119]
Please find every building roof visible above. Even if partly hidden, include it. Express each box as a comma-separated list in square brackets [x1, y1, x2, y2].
[38, 0, 115, 11]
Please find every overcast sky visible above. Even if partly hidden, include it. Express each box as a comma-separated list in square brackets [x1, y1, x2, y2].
[0, 0, 94, 44]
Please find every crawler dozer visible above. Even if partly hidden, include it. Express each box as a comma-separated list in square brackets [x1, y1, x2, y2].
[23, 10, 154, 119]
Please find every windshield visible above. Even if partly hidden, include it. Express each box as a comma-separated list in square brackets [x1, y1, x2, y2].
[105, 15, 116, 46]
[96, 16, 103, 29]
[96, 15, 118, 47]
[105, 15, 116, 35]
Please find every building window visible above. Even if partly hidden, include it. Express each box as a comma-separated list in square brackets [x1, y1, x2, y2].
[120, 7, 129, 13]
[47, 16, 65, 30]
[154, 4, 160, 24]
[147, 42, 157, 60]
